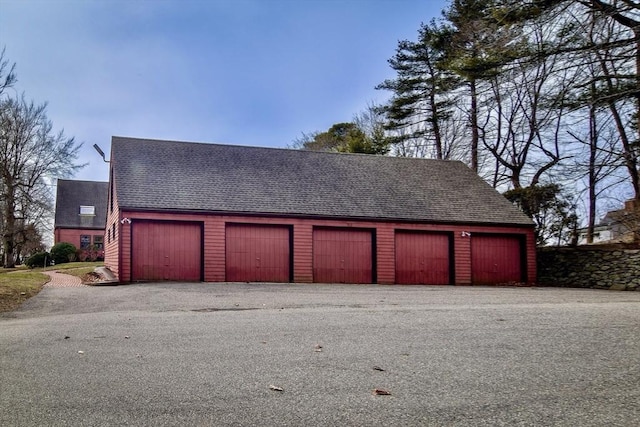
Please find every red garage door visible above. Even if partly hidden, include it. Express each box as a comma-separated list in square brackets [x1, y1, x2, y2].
[313, 228, 373, 284]
[471, 235, 523, 285]
[395, 231, 450, 284]
[132, 221, 202, 281]
[225, 224, 291, 282]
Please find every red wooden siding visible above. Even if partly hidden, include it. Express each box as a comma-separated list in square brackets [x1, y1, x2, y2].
[225, 224, 291, 282]
[293, 223, 313, 283]
[375, 226, 395, 284]
[104, 169, 121, 280]
[313, 228, 373, 284]
[455, 233, 472, 285]
[205, 219, 226, 283]
[54, 228, 105, 259]
[131, 221, 202, 281]
[395, 231, 450, 284]
[55, 228, 102, 246]
[112, 209, 536, 285]
[471, 234, 523, 284]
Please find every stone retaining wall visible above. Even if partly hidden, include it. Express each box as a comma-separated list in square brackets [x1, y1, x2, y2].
[537, 246, 640, 291]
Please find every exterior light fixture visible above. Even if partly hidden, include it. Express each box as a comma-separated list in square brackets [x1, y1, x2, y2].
[93, 144, 109, 163]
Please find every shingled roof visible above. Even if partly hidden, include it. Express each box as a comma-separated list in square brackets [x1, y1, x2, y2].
[54, 180, 108, 229]
[111, 136, 533, 226]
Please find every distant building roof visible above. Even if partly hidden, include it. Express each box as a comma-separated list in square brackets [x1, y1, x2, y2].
[111, 136, 534, 226]
[54, 179, 108, 229]
[601, 209, 633, 227]
[578, 199, 640, 244]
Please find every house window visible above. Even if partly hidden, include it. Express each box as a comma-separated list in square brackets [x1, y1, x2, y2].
[112, 223, 116, 240]
[80, 235, 91, 249]
[107, 228, 111, 243]
[93, 235, 104, 250]
[80, 205, 95, 216]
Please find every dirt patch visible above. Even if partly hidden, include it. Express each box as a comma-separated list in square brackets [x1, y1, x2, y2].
[81, 271, 104, 284]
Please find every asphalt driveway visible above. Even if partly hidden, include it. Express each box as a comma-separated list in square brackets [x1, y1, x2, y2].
[1, 283, 639, 426]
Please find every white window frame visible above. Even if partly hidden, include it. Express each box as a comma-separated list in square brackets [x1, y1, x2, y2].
[79, 205, 95, 216]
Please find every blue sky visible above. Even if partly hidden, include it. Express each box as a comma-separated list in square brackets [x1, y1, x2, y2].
[0, 0, 447, 182]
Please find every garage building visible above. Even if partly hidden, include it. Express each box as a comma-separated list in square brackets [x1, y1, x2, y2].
[104, 136, 536, 285]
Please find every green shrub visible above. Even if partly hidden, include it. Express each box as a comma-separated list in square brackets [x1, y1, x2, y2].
[25, 252, 51, 269]
[50, 242, 77, 265]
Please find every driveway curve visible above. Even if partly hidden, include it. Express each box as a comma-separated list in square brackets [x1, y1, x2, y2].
[1, 283, 639, 426]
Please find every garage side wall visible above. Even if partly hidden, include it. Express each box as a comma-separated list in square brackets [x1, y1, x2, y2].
[104, 172, 121, 280]
[117, 210, 536, 284]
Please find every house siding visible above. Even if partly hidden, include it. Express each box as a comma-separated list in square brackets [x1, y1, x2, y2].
[376, 226, 395, 284]
[54, 228, 105, 260]
[113, 209, 536, 285]
[104, 175, 121, 279]
[455, 234, 472, 284]
[205, 220, 225, 282]
[55, 228, 104, 247]
[293, 223, 313, 283]
[120, 217, 132, 282]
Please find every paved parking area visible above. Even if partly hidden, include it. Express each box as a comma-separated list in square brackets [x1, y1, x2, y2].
[1, 283, 639, 426]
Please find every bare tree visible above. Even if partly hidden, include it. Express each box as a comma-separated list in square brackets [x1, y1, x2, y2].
[560, 9, 637, 242]
[0, 96, 83, 267]
[498, 0, 640, 201]
[479, 18, 576, 190]
[352, 102, 389, 153]
[0, 48, 16, 98]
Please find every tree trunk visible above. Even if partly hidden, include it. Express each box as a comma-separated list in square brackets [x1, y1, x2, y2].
[596, 44, 640, 201]
[587, 95, 597, 244]
[588, 2, 640, 200]
[634, 28, 640, 202]
[3, 185, 16, 268]
[608, 100, 640, 200]
[429, 89, 444, 159]
[469, 78, 479, 172]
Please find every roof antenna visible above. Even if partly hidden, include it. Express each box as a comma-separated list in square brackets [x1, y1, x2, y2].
[93, 144, 109, 163]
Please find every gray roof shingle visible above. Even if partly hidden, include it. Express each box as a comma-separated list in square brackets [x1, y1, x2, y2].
[54, 179, 109, 229]
[111, 136, 533, 226]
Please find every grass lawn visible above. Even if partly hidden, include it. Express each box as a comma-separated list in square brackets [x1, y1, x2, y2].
[0, 262, 104, 313]
[0, 270, 50, 313]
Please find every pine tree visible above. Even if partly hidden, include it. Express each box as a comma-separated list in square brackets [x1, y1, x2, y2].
[377, 21, 460, 160]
